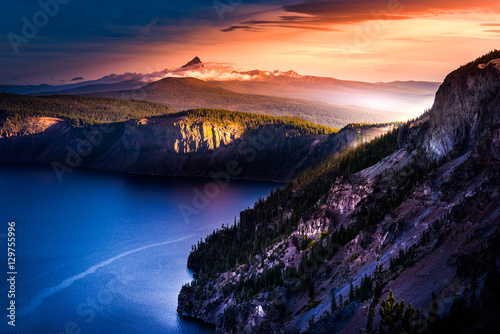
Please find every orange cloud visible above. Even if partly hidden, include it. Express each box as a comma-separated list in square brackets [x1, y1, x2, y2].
[222, 0, 500, 32]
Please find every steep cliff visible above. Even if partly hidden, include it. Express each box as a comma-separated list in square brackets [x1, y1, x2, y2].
[0, 109, 388, 181]
[426, 52, 500, 159]
[177, 52, 500, 334]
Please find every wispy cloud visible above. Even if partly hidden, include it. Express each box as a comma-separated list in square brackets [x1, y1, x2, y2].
[221, 25, 263, 32]
[222, 0, 500, 32]
[282, 0, 499, 23]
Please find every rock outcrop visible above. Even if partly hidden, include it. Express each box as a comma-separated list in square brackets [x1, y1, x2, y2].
[426, 57, 500, 159]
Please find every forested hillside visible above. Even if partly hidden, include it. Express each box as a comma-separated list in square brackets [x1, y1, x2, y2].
[0, 93, 177, 127]
[87, 77, 410, 128]
[177, 51, 500, 334]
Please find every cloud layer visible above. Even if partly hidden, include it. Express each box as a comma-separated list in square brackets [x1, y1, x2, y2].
[92, 62, 263, 84]
[221, 0, 500, 32]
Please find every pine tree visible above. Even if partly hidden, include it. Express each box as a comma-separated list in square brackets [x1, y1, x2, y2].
[331, 290, 337, 312]
[378, 290, 416, 334]
[308, 280, 315, 299]
[349, 280, 355, 302]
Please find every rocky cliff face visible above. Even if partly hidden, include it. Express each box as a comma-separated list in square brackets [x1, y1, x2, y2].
[0, 115, 242, 171]
[177, 54, 500, 334]
[0, 114, 382, 181]
[426, 58, 500, 159]
[119, 117, 241, 154]
[0, 116, 69, 138]
[0, 115, 241, 154]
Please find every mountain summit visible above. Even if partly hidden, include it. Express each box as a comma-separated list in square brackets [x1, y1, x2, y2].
[181, 56, 204, 69]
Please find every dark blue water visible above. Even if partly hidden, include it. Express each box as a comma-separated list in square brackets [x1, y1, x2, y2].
[0, 163, 280, 334]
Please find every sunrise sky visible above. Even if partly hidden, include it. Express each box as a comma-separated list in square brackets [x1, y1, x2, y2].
[1, 0, 499, 85]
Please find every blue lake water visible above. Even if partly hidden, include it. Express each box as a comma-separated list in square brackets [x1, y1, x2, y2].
[0, 163, 280, 333]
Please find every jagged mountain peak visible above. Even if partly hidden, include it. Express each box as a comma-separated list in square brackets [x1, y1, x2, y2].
[181, 56, 204, 69]
[273, 69, 301, 78]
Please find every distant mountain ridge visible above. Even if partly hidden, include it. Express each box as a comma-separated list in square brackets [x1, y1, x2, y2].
[0, 56, 438, 117]
[85, 77, 410, 128]
[209, 73, 439, 115]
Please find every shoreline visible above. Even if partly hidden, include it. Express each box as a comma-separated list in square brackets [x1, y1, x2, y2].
[177, 310, 217, 330]
[0, 160, 289, 185]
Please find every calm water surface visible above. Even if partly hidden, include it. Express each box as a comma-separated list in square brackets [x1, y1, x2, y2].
[0, 163, 280, 333]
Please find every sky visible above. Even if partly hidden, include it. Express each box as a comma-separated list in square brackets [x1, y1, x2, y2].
[1, 0, 499, 85]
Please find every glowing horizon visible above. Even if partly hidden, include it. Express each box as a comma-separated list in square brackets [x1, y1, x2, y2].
[1, 0, 499, 85]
